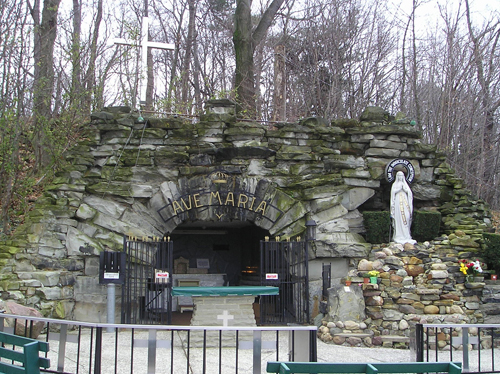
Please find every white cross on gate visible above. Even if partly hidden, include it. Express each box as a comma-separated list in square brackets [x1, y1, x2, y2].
[217, 310, 234, 327]
[113, 17, 175, 105]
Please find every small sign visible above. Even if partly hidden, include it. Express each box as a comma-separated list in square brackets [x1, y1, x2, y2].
[155, 271, 170, 282]
[266, 273, 279, 280]
[99, 251, 125, 285]
[103, 272, 120, 280]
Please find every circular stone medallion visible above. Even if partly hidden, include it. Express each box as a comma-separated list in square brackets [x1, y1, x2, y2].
[385, 158, 415, 183]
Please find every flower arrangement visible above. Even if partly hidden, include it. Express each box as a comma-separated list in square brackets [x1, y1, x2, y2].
[367, 270, 380, 278]
[459, 260, 483, 276]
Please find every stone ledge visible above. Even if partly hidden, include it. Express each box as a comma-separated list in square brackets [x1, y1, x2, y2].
[380, 335, 410, 342]
[333, 333, 372, 338]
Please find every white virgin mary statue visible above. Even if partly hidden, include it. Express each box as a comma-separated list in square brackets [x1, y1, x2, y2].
[390, 171, 416, 244]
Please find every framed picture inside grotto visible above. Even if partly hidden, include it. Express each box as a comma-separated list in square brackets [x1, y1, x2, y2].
[197, 258, 210, 269]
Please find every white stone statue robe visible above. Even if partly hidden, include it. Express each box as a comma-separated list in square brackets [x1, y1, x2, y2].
[390, 171, 416, 244]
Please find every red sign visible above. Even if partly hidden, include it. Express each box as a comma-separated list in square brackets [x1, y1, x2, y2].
[266, 273, 278, 280]
[155, 272, 170, 282]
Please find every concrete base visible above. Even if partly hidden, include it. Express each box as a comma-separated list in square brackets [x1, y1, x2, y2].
[189, 295, 256, 347]
[190, 295, 256, 327]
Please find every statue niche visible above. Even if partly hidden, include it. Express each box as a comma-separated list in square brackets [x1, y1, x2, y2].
[390, 171, 416, 245]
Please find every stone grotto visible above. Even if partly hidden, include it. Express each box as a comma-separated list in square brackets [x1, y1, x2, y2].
[0, 100, 496, 349]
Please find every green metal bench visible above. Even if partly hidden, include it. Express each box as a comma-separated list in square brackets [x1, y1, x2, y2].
[0, 331, 50, 374]
[266, 361, 462, 374]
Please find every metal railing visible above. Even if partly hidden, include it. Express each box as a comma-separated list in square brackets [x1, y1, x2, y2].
[0, 313, 317, 374]
[415, 323, 500, 374]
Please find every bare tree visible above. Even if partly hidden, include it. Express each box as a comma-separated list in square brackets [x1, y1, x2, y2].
[233, 0, 286, 116]
[181, 0, 196, 107]
[0, 0, 31, 234]
[464, 0, 500, 202]
[83, 0, 104, 114]
[29, 0, 62, 171]
[70, 0, 82, 108]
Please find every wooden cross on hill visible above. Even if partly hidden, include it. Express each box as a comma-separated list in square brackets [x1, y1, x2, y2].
[114, 17, 175, 105]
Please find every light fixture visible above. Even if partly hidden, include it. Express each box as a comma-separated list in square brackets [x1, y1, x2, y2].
[305, 220, 317, 241]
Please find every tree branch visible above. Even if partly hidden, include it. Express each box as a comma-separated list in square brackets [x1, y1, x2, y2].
[252, 0, 286, 46]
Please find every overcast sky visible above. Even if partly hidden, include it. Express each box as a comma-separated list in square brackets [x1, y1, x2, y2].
[395, 0, 500, 31]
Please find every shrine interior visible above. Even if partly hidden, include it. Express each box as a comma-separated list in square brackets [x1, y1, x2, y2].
[170, 222, 269, 286]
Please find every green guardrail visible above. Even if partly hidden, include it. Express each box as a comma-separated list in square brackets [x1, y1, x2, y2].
[0, 331, 50, 374]
[266, 361, 462, 374]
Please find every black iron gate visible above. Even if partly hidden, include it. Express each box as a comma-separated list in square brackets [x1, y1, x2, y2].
[121, 237, 173, 325]
[260, 238, 309, 325]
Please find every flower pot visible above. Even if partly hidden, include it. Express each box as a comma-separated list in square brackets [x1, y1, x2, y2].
[370, 277, 378, 284]
[345, 280, 352, 286]
[492, 275, 497, 281]
[363, 278, 369, 284]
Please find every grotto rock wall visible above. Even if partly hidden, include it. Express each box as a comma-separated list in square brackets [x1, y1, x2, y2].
[0, 102, 492, 321]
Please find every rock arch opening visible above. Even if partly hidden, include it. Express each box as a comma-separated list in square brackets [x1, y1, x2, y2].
[169, 221, 269, 286]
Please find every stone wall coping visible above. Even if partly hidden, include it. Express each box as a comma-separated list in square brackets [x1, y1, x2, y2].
[334, 333, 372, 338]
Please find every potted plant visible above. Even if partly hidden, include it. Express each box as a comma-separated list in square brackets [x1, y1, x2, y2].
[368, 270, 380, 284]
[345, 276, 352, 286]
[361, 273, 370, 283]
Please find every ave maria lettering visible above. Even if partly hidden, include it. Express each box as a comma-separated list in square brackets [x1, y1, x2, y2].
[170, 190, 268, 216]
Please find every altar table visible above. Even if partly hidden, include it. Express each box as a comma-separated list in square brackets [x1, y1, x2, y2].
[171, 286, 279, 327]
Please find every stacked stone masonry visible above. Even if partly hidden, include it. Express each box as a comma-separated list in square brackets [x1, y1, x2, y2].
[0, 103, 493, 336]
[319, 235, 491, 349]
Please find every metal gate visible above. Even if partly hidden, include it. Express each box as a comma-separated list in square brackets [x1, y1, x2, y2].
[260, 238, 309, 325]
[121, 237, 173, 325]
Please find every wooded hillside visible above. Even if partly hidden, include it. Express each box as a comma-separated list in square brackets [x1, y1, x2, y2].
[0, 0, 499, 235]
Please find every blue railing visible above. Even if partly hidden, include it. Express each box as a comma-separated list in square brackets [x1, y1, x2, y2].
[415, 323, 500, 374]
[0, 313, 317, 374]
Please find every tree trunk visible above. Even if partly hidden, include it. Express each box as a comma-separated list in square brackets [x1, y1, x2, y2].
[71, 0, 82, 107]
[233, 0, 255, 116]
[83, 0, 102, 114]
[30, 0, 61, 171]
[166, 2, 187, 112]
[144, 0, 154, 110]
[192, 39, 203, 112]
[179, 0, 197, 112]
[410, 0, 421, 126]
[233, 0, 286, 117]
[272, 44, 286, 121]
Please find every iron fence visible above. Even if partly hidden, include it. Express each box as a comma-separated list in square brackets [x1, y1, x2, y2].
[415, 323, 500, 373]
[121, 238, 173, 325]
[0, 313, 317, 374]
[260, 239, 309, 325]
